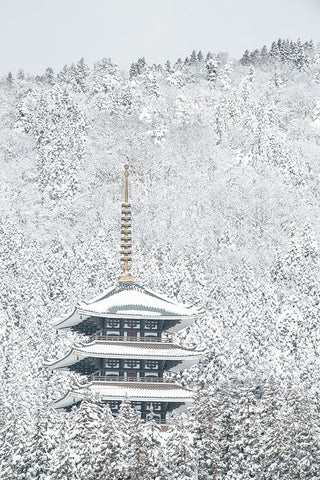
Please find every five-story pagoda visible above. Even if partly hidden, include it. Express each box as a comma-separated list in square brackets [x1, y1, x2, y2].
[46, 165, 202, 421]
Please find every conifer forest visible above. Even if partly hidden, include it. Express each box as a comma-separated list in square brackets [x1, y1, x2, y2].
[1, 39, 320, 479]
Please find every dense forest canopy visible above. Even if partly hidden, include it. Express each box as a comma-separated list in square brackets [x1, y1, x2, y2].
[1, 38, 320, 478]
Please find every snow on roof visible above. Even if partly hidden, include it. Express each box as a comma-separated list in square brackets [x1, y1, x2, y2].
[53, 382, 195, 409]
[46, 340, 203, 370]
[116, 310, 161, 316]
[53, 281, 198, 329]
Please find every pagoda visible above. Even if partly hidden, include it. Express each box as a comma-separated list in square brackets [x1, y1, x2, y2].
[46, 165, 203, 421]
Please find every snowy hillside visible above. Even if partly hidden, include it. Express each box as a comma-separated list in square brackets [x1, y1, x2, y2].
[1, 39, 320, 478]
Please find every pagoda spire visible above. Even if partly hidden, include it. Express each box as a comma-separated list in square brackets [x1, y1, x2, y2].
[119, 164, 134, 282]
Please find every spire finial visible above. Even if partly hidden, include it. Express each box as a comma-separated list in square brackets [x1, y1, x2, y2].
[119, 165, 134, 282]
[124, 164, 129, 203]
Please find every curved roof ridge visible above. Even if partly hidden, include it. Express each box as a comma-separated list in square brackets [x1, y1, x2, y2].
[79, 281, 197, 313]
[79, 281, 196, 316]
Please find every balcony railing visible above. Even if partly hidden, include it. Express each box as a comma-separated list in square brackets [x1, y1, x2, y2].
[144, 418, 168, 425]
[88, 375, 175, 384]
[90, 333, 173, 343]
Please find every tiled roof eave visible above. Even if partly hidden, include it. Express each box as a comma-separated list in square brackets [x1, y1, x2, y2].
[51, 349, 202, 365]
[76, 351, 201, 361]
[76, 308, 198, 321]
[86, 381, 195, 395]
[52, 385, 195, 409]
[78, 339, 202, 351]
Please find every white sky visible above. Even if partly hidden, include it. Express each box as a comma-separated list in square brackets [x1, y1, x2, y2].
[0, 0, 320, 76]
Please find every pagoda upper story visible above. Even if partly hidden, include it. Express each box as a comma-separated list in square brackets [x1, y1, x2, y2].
[52, 280, 198, 335]
[46, 165, 203, 421]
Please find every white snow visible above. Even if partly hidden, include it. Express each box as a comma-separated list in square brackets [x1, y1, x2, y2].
[53, 383, 195, 409]
[80, 286, 197, 316]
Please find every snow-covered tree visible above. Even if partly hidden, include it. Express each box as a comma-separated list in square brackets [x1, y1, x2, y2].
[1, 37, 320, 478]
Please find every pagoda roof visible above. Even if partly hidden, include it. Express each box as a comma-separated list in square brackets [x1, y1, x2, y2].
[52, 281, 198, 330]
[52, 381, 195, 409]
[45, 340, 203, 372]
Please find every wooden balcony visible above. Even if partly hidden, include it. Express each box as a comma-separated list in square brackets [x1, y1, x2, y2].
[90, 333, 173, 343]
[88, 375, 175, 384]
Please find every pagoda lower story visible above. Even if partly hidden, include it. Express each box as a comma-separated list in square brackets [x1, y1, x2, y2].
[53, 378, 195, 420]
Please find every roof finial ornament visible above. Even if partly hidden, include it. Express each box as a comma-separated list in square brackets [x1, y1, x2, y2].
[119, 164, 135, 282]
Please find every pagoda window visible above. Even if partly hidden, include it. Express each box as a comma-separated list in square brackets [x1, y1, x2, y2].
[107, 319, 120, 328]
[152, 402, 161, 411]
[107, 359, 119, 368]
[145, 360, 158, 370]
[109, 401, 120, 411]
[125, 320, 139, 329]
[145, 320, 157, 329]
[125, 360, 140, 369]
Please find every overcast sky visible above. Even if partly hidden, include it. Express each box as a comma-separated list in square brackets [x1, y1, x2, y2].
[1, 0, 320, 76]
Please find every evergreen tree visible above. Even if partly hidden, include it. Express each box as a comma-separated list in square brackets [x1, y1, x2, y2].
[250, 48, 260, 64]
[27, 407, 59, 480]
[44, 67, 54, 85]
[147, 75, 160, 98]
[248, 65, 255, 82]
[260, 45, 269, 63]
[16, 85, 87, 200]
[75, 57, 90, 90]
[165, 420, 198, 479]
[206, 58, 218, 82]
[136, 57, 147, 75]
[52, 411, 80, 480]
[174, 58, 183, 70]
[293, 38, 310, 70]
[190, 50, 198, 63]
[192, 391, 219, 479]
[73, 399, 106, 480]
[92, 404, 123, 480]
[270, 41, 280, 61]
[165, 59, 172, 72]
[240, 49, 251, 65]
[227, 385, 261, 478]
[117, 400, 144, 479]
[6, 71, 13, 86]
[197, 50, 204, 62]
[139, 420, 165, 480]
[17, 69, 25, 80]
[129, 62, 138, 78]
